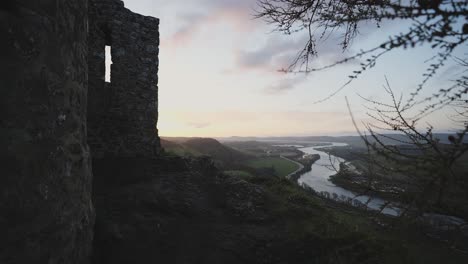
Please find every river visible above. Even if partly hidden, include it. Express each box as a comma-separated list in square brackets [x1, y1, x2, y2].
[297, 143, 400, 216]
[268, 141, 465, 224]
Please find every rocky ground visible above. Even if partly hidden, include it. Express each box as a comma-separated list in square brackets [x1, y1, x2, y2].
[89, 155, 468, 264]
[90, 156, 391, 264]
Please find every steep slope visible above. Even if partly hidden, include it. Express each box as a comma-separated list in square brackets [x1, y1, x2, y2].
[163, 137, 251, 167]
[91, 155, 468, 264]
[160, 139, 202, 157]
[184, 138, 250, 163]
[91, 156, 391, 264]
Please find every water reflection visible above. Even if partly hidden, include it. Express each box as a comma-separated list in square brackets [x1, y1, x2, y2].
[298, 143, 400, 216]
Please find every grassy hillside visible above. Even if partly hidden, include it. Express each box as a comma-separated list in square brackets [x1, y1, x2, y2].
[162, 138, 301, 177]
[162, 137, 251, 168]
[160, 139, 202, 157]
[184, 138, 250, 162]
[247, 157, 299, 177]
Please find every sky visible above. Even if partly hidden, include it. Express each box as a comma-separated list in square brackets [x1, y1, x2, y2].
[122, 0, 467, 137]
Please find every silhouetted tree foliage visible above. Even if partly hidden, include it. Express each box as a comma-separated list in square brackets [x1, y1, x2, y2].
[255, 0, 467, 103]
[347, 79, 468, 218]
[256, 0, 468, 219]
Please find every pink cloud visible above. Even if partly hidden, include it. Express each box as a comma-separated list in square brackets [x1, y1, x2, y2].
[161, 7, 257, 48]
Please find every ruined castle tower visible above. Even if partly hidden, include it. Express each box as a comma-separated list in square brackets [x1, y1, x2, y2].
[0, 0, 161, 262]
[88, 0, 161, 158]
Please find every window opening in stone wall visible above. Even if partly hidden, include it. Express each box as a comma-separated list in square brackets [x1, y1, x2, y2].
[105, 45, 112, 83]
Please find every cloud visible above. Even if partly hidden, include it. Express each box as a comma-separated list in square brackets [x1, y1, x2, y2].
[235, 35, 308, 73]
[162, 0, 257, 47]
[202, 0, 254, 9]
[233, 30, 360, 75]
[163, 12, 206, 46]
[264, 76, 308, 94]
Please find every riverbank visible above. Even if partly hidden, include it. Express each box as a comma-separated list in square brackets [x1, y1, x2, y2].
[321, 146, 468, 221]
[293, 143, 401, 216]
[328, 163, 403, 204]
[292, 143, 468, 237]
[280, 156, 303, 179]
[285, 154, 320, 182]
[243, 171, 468, 261]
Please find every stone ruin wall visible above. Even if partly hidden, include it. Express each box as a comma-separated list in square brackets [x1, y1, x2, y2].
[0, 0, 93, 263]
[0, 0, 161, 262]
[88, 0, 161, 158]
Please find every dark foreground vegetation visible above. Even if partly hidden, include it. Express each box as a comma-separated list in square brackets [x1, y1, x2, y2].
[103, 137, 467, 264]
[92, 149, 468, 263]
[2, 0, 466, 262]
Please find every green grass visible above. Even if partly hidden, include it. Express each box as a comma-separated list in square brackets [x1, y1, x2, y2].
[223, 170, 254, 179]
[246, 157, 299, 177]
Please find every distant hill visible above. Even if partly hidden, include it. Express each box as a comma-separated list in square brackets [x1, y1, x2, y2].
[160, 137, 194, 144]
[161, 137, 251, 167]
[160, 139, 202, 156]
[218, 133, 467, 147]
